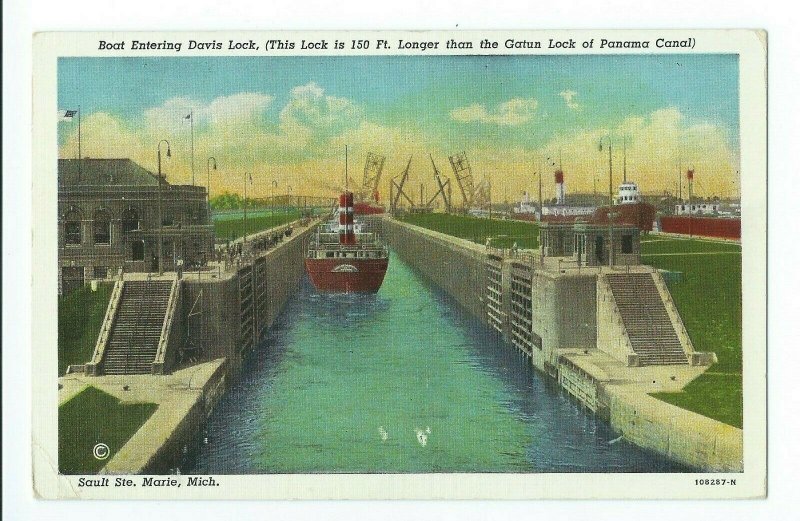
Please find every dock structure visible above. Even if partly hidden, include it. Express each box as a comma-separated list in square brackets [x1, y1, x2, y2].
[383, 216, 740, 472]
[59, 219, 317, 473]
[77, 219, 316, 378]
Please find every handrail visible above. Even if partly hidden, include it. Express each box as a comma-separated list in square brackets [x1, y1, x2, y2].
[650, 270, 695, 356]
[599, 274, 637, 360]
[153, 278, 180, 373]
[88, 279, 124, 370]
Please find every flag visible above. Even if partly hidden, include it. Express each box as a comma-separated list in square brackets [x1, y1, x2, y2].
[248, 173, 253, 183]
[59, 109, 78, 121]
[598, 141, 603, 151]
[184, 113, 192, 120]
[686, 169, 694, 181]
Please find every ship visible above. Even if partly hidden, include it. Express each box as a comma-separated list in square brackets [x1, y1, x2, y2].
[304, 190, 389, 293]
[591, 181, 657, 232]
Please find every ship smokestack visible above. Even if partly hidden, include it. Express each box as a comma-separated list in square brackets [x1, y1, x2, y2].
[554, 169, 565, 205]
[339, 191, 356, 245]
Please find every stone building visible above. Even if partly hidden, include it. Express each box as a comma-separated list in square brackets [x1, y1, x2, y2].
[540, 221, 641, 266]
[58, 158, 215, 294]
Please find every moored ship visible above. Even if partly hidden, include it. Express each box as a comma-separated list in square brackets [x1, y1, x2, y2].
[305, 191, 389, 293]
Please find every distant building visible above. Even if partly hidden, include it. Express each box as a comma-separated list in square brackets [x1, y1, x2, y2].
[58, 158, 215, 294]
[674, 202, 720, 216]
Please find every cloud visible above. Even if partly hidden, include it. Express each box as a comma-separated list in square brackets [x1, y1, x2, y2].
[476, 107, 738, 199]
[57, 84, 372, 194]
[450, 98, 539, 126]
[279, 82, 363, 147]
[558, 90, 581, 111]
[58, 99, 738, 199]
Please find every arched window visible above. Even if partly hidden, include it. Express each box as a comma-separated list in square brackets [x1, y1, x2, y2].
[93, 209, 111, 244]
[121, 207, 139, 232]
[64, 208, 82, 245]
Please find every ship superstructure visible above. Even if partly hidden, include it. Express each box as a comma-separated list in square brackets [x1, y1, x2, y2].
[305, 191, 389, 293]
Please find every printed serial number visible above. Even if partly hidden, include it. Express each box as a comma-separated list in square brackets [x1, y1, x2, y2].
[695, 479, 737, 486]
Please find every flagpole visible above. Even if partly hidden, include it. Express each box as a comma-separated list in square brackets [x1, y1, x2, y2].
[78, 106, 82, 182]
[623, 136, 627, 184]
[190, 110, 195, 186]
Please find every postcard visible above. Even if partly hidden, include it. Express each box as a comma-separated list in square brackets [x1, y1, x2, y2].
[31, 29, 766, 499]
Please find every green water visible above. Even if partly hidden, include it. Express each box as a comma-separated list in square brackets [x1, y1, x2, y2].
[188, 253, 685, 473]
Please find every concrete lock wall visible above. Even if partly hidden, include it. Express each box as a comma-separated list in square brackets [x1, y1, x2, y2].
[180, 226, 312, 370]
[530, 272, 561, 372]
[606, 388, 744, 472]
[182, 276, 240, 362]
[554, 275, 597, 351]
[386, 219, 598, 374]
[384, 219, 485, 320]
[530, 271, 597, 372]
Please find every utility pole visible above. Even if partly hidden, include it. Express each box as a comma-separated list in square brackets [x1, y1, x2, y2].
[537, 160, 544, 267]
[189, 110, 194, 186]
[77, 106, 82, 182]
[157, 140, 171, 275]
[243, 173, 251, 242]
[623, 136, 627, 183]
[599, 136, 614, 266]
[488, 180, 492, 220]
[688, 168, 694, 237]
[206, 157, 217, 208]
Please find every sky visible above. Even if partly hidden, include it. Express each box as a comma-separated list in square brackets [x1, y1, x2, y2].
[58, 54, 740, 200]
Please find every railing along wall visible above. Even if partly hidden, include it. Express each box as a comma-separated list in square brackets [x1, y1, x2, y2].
[85, 279, 124, 375]
[648, 269, 708, 365]
[152, 278, 181, 374]
[597, 274, 638, 366]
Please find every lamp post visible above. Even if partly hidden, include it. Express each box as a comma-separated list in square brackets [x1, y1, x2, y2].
[532, 161, 544, 266]
[535, 156, 557, 266]
[598, 135, 614, 266]
[487, 178, 492, 220]
[206, 157, 217, 217]
[271, 180, 277, 216]
[286, 185, 293, 216]
[243, 173, 252, 242]
[157, 140, 171, 276]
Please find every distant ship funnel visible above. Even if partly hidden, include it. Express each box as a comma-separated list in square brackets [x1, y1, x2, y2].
[339, 192, 356, 245]
[555, 169, 565, 205]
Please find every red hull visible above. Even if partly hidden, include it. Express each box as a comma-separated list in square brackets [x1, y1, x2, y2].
[591, 202, 657, 232]
[659, 216, 741, 239]
[304, 257, 389, 293]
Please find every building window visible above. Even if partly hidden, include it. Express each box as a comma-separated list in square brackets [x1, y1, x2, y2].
[93, 266, 108, 279]
[121, 208, 139, 232]
[94, 209, 111, 244]
[621, 234, 633, 254]
[64, 209, 82, 245]
[132, 240, 145, 261]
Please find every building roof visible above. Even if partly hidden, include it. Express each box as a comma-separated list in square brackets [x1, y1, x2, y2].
[58, 158, 163, 187]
